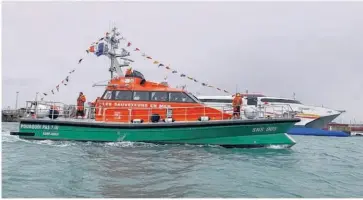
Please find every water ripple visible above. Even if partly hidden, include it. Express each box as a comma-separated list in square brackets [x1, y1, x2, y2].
[2, 122, 363, 198]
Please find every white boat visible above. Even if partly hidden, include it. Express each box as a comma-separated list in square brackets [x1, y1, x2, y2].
[196, 94, 344, 129]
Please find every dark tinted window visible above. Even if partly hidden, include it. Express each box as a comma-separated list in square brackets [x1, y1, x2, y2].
[247, 97, 258, 106]
[261, 98, 301, 104]
[199, 99, 232, 103]
[133, 91, 150, 101]
[169, 92, 196, 103]
[114, 91, 133, 100]
[151, 91, 168, 102]
[101, 90, 113, 100]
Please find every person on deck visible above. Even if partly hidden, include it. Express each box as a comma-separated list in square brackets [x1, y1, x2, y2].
[232, 93, 243, 119]
[76, 92, 86, 119]
[125, 68, 133, 77]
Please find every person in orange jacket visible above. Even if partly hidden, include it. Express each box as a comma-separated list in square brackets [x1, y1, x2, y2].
[76, 92, 86, 119]
[232, 93, 243, 119]
[125, 68, 132, 77]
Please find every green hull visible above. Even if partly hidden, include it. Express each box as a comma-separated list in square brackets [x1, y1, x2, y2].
[11, 118, 299, 148]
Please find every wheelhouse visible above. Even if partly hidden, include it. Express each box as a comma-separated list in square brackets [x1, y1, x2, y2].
[93, 71, 231, 123]
[101, 90, 198, 103]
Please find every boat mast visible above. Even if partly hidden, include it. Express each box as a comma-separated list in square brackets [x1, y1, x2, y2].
[104, 27, 134, 79]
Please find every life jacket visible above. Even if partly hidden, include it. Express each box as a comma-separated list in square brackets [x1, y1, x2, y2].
[77, 95, 86, 110]
[232, 96, 242, 107]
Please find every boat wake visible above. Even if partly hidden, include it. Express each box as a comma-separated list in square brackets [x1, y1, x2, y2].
[265, 144, 292, 149]
[2, 131, 76, 147]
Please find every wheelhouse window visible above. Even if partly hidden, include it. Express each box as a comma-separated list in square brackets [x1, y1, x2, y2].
[102, 90, 113, 100]
[169, 92, 196, 103]
[114, 91, 133, 101]
[133, 91, 150, 101]
[151, 91, 168, 102]
[260, 98, 302, 104]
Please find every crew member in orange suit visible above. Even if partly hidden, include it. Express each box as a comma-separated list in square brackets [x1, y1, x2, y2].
[232, 93, 243, 119]
[76, 92, 86, 119]
[125, 68, 132, 77]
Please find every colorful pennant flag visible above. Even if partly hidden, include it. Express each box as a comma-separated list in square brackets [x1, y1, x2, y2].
[40, 27, 232, 101]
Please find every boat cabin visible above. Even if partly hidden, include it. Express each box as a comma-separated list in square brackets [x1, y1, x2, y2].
[94, 70, 232, 123]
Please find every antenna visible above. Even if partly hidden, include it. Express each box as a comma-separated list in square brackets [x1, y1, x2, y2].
[102, 27, 134, 79]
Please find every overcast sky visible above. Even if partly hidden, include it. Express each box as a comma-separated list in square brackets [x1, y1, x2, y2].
[2, 1, 363, 122]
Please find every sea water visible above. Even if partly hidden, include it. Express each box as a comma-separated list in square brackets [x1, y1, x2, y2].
[2, 122, 363, 198]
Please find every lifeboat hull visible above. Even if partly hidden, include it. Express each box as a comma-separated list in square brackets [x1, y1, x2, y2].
[11, 118, 299, 148]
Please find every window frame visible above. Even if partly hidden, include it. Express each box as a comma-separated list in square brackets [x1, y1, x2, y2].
[150, 91, 169, 102]
[101, 90, 114, 100]
[113, 90, 133, 101]
[168, 92, 197, 103]
[132, 91, 150, 101]
[260, 98, 302, 104]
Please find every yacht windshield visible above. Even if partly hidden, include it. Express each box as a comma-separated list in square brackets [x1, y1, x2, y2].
[188, 93, 202, 103]
[261, 98, 302, 104]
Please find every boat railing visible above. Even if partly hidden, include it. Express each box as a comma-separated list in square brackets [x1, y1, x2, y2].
[22, 101, 297, 122]
[23, 100, 78, 119]
[254, 103, 298, 118]
[99, 104, 296, 123]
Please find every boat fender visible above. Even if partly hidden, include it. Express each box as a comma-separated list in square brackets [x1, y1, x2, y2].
[163, 118, 175, 123]
[198, 116, 210, 121]
[48, 109, 59, 120]
[131, 119, 144, 123]
[150, 114, 160, 123]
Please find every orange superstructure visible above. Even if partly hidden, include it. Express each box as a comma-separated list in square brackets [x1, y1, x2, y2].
[93, 70, 232, 123]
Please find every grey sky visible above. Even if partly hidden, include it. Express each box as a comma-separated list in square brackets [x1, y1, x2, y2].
[2, 1, 363, 122]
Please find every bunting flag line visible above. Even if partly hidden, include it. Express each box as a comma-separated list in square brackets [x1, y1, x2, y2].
[38, 28, 231, 101]
[118, 37, 231, 94]
[39, 29, 117, 100]
[38, 45, 90, 100]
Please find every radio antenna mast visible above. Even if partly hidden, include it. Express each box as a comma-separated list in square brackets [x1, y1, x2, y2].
[102, 27, 134, 79]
